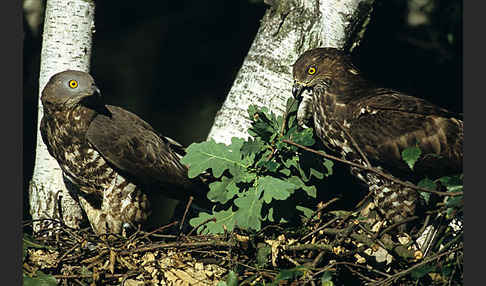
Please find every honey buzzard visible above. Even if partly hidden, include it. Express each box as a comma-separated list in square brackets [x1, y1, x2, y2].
[40, 70, 209, 234]
[292, 48, 463, 225]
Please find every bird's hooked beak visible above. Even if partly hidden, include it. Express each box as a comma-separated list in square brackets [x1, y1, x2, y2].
[92, 85, 101, 98]
[82, 84, 111, 117]
[92, 85, 112, 117]
[292, 81, 305, 102]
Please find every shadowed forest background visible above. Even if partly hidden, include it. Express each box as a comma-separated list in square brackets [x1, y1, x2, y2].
[23, 0, 462, 220]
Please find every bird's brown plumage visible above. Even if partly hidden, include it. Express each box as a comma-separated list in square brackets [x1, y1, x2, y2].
[292, 48, 463, 224]
[40, 70, 209, 234]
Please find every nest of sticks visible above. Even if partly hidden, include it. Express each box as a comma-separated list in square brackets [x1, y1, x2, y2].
[23, 192, 463, 286]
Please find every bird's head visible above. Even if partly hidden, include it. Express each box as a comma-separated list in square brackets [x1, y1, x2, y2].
[41, 70, 103, 112]
[292, 48, 359, 101]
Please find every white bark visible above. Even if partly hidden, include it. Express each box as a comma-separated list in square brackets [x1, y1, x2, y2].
[30, 0, 95, 232]
[207, 0, 374, 144]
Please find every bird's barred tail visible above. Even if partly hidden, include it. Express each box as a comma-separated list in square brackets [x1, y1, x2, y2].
[360, 171, 418, 229]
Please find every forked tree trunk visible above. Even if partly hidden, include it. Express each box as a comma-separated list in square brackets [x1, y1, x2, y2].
[207, 0, 374, 144]
[29, 0, 95, 232]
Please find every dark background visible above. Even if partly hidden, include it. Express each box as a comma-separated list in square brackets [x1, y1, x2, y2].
[22, 0, 462, 219]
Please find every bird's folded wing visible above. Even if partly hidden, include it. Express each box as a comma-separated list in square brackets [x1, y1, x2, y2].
[85, 105, 191, 189]
[350, 90, 463, 175]
[360, 89, 461, 119]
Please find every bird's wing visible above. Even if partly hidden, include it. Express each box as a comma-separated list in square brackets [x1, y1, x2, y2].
[39, 116, 55, 157]
[85, 105, 193, 192]
[160, 134, 186, 159]
[360, 88, 461, 119]
[349, 90, 463, 177]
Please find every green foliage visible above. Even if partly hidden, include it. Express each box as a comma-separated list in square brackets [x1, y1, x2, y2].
[182, 98, 332, 234]
[321, 270, 335, 286]
[217, 271, 238, 286]
[23, 234, 48, 260]
[401, 144, 422, 170]
[23, 272, 58, 286]
[23, 234, 57, 286]
[410, 263, 436, 280]
[402, 147, 463, 220]
[417, 178, 435, 204]
[270, 266, 308, 285]
[256, 244, 272, 268]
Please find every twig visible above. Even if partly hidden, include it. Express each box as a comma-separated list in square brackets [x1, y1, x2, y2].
[337, 262, 391, 278]
[414, 214, 431, 240]
[301, 217, 339, 242]
[377, 216, 419, 238]
[283, 254, 301, 266]
[53, 273, 126, 279]
[369, 246, 463, 286]
[355, 190, 374, 209]
[180, 196, 194, 231]
[187, 217, 217, 237]
[58, 243, 80, 262]
[305, 198, 340, 225]
[118, 240, 235, 255]
[311, 251, 326, 268]
[284, 243, 333, 252]
[334, 120, 371, 167]
[283, 139, 463, 197]
[344, 264, 377, 283]
[357, 223, 387, 250]
[139, 220, 179, 241]
[56, 192, 66, 228]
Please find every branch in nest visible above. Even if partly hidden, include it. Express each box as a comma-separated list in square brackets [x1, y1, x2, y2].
[282, 139, 463, 197]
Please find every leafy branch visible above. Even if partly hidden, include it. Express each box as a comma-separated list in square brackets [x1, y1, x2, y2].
[181, 98, 333, 234]
[282, 139, 463, 197]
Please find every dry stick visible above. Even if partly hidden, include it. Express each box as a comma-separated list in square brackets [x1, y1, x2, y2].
[72, 279, 86, 286]
[356, 223, 387, 250]
[344, 264, 377, 283]
[311, 251, 326, 268]
[334, 120, 371, 168]
[139, 220, 179, 241]
[119, 240, 234, 255]
[334, 119, 375, 209]
[58, 243, 81, 262]
[180, 196, 194, 231]
[56, 192, 66, 228]
[282, 139, 462, 197]
[377, 216, 420, 238]
[54, 273, 126, 279]
[369, 246, 463, 286]
[255, 224, 285, 237]
[354, 189, 374, 209]
[336, 262, 391, 278]
[124, 225, 142, 247]
[187, 217, 216, 237]
[305, 197, 340, 225]
[207, 250, 278, 276]
[414, 214, 431, 240]
[312, 261, 391, 280]
[284, 243, 333, 252]
[301, 217, 340, 242]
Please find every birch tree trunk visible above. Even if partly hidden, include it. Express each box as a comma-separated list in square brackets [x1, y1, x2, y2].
[29, 0, 96, 232]
[207, 0, 374, 144]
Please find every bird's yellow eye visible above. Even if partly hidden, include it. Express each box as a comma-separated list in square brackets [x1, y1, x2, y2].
[307, 66, 316, 75]
[68, 80, 78, 89]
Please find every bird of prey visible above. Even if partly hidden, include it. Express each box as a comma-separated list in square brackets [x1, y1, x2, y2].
[292, 48, 463, 226]
[40, 70, 209, 234]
